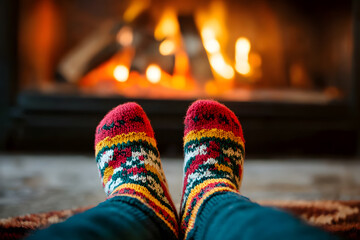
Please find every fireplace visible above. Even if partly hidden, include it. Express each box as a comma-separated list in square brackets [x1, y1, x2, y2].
[0, 0, 359, 157]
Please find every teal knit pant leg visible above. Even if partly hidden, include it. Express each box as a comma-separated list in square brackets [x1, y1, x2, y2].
[194, 192, 338, 240]
[26, 196, 176, 240]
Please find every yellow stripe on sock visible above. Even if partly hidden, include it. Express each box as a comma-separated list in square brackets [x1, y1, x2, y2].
[181, 178, 237, 223]
[184, 129, 245, 149]
[110, 183, 176, 221]
[112, 193, 178, 237]
[95, 132, 157, 155]
[214, 163, 233, 175]
[102, 166, 114, 186]
[184, 187, 238, 240]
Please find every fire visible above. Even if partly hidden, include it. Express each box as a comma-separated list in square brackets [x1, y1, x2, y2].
[209, 53, 234, 80]
[200, 29, 234, 80]
[154, 8, 179, 40]
[154, 8, 193, 89]
[146, 64, 161, 83]
[197, 3, 234, 81]
[201, 27, 216, 40]
[159, 39, 176, 56]
[172, 75, 186, 89]
[113, 65, 129, 82]
[235, 37, 251, 75]
[117, 26, 133, 47]
[79, 1, 263, 99]
[203, 38, 220, 54]
[123, 0, 150, 22]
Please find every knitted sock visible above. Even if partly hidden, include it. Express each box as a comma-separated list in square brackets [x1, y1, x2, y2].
[180, 100, 245, 239]
[95, 102, 178, 238]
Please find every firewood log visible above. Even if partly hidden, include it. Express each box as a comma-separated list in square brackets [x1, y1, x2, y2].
[178, 15, 213, 84]
[56, 21, 124, 83]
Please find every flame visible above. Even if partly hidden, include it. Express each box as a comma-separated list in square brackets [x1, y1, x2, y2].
[197, 2, 234, 81]
[201, 27, 216, 40]
[203, 38, 220, 54]
[146, 64, 161, 83]
[154, 8, 179, 40]
[235, 37, 251, 75]
[172, 75, 186, 89]
[117, 26, 133, 47]
[209, 53, 234, 79]
[113, 65, 129, 82]
[159, 39, 176, 55]
[123, 0, 150, 22]
[154, 8, 192, 87]
[200, 27, 234, 80]
[80, 1, 264, 99]
[196, 1, 228, 44]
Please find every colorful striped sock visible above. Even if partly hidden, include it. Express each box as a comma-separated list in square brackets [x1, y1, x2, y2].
[95, 102, 178, 238]
[180, 100, 246, 239]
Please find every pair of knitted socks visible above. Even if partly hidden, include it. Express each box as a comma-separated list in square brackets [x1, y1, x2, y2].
[95, 100, 245, 239]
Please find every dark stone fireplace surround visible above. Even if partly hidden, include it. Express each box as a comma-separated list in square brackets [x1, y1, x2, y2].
[1, 1, 359, 157]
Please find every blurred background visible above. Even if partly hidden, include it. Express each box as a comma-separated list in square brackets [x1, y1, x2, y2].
[1, 0, 359, 157]
[0, 0, 359, 218]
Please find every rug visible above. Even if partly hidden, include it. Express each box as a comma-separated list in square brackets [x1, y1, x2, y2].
[1, 200, 359, 239]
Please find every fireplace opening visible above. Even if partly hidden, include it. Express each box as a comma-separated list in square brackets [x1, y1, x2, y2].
[1, 0, 358, 156]
[18, 0, 352, 103]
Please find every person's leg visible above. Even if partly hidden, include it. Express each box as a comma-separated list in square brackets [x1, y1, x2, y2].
[27, 197, 171, 240]
[195, 193, 337, 240]
[180, 100, 336, 240]
[27, 102, 178, 240]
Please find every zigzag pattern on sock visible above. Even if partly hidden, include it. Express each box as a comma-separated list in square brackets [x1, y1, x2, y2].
[181, 100, 245, 240]
[95, 102, 178, 237]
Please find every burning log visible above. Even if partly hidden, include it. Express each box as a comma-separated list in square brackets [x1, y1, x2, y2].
[130, 30, 175, 75]
[56, 17, 175, 83]
[178, 15, 213, 84]
[56, 21, 125, 83]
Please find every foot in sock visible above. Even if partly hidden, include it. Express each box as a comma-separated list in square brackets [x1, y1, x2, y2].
[180, 100, 245, 239]
[95, 102, 178, 237]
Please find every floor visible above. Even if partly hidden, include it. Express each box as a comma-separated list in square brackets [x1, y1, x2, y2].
[0, 154, 359, 218]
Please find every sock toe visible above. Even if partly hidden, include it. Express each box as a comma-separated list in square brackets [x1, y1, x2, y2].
[95, 102, 154, 147]
[184, 100, 244, 142]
